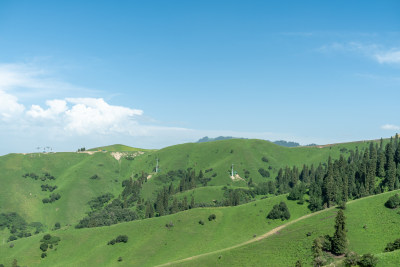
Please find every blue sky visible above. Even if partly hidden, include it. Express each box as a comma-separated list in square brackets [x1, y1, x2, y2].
[0, 1, 400, 154]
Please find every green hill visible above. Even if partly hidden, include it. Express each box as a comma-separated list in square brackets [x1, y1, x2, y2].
[88, 144, 150, 152]
[0, 137, 396, 266]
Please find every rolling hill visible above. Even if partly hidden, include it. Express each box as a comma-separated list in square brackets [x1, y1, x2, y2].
[0, 137, 397, 266]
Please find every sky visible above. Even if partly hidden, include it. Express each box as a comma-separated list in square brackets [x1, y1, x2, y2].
[0, 0, 400, 155]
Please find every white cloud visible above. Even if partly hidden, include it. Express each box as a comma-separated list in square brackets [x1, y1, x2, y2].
[63, 98, 143, 135]
[27, 99, 67, 119]
[375, 50, 400, 64]
[318, 42, 400, 65]
[0, 90, 25, 121]
[381, 124, 400, 130]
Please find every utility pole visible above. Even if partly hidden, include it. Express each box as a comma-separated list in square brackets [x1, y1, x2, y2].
[156, 158, 159, 173]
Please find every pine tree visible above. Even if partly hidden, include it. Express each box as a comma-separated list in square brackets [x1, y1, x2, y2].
[331, 209, 347, 255]
[377, 149, 386, 178]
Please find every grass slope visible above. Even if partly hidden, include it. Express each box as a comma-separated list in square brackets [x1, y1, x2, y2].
[0, 194, 311, 266]
[0, 152, 141, 227]
[138, 138, 376, 200]
[173, 190, 400, 267]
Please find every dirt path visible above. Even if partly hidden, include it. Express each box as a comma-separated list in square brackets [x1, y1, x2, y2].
[156, 207, 335, 267]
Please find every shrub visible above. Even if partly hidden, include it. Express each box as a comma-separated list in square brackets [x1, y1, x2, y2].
[198, 220, 204, 225]
[208, 214, 216, 221]
[41, 252, 47, 258]
[9, 243, 14, 248]
[258, 168, 270, 178]
[384, 238, 400, 252]
[108, 235, 128, 245]
[40, 243, 48, 252]
[54, 222, 60, 230]
[116, 235, 128, 243]
[344, 251, 360, 266]
[118, 256, 123, 262]
[385, 194, 400, 209]
[358, 253, 378, 267]
[43, 234, 51, 240]
[261, 156, 269, 163]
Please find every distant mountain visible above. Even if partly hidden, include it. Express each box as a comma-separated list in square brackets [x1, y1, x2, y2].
[196, 136, 246, 143]
[272, 140, 300, 147]
[196, 136, 301, 147]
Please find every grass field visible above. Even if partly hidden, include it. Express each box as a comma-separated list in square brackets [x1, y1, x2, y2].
[0, 194, 311, 266]
[172, 189, 400, 267]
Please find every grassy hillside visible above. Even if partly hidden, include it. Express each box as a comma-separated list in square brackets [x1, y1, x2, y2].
[137, 138, 377, 199]
[0, 152, 141, 227]
[0, 138, 381, 228]
[0, 194, 310, 266]
[173, 189, 400, 267]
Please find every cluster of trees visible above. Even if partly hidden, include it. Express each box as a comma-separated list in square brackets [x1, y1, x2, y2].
[107, 235, 128, 245]
[0, 212, 43, 242]
[77, 147, 86, 152]
[144, 187, 195, 218]
[41, 184, 57, 192]
[312, 210, 347, 265]
[267, 202, 290, 220]
[274, 137, 400, 211]
[22, 172, 56, 181]
[40, 234, 60, 258]
[88, 193, 114, 210]
[76, 198, 138, 228]
[42, 193, 61, 204]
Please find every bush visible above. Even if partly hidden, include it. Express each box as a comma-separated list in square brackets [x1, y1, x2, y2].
[267, 202, 290, 220]
[384, 238, 400, 252]
[108, 235, 128, 245]
[344, 251, 360, 266]
[43, 234, 51, 240]
[208, 214, 216, 221]
[358, 253, 378, 267]
[40, 243, 48, 252]
[41, 252, 47, 258]
[261, 156, 269, 163]
[116, 235, 128, 243]
[9, 243, 14, 248]
[385, 194, 400, 209]
[54, 222, 60, 230]
[198, 220, 204, 225]
[118, 256, 123, 262]
[258, 168, 270, 178]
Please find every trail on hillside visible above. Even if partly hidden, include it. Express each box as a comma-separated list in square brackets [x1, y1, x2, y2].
[156, 207, 334, 267]
[157, 190, 399, 267]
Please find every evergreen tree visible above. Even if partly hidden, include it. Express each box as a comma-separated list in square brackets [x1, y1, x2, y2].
[377, 149, 386, 178]
[331, 209, 347, 255]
